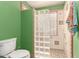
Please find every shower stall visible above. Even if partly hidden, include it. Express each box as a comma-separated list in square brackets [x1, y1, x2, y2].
[33, 2, 72, 58]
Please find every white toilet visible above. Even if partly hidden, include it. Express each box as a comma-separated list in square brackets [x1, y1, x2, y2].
[0, 38, 30, 58]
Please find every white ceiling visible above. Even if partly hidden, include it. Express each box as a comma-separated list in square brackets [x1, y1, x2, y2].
[27, 1, 65, 8]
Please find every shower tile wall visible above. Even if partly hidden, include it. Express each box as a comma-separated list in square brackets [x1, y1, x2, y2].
[50, 10, 66, 58]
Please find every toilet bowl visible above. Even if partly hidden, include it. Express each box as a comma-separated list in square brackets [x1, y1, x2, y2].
[0, 38, 30, 58]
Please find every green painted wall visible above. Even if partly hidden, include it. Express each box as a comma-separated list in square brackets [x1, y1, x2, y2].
[21, 9, 33, 54]
[0, 2, 21, 48]
[73, 32, 79, 58]
[73, 2, 79, 58]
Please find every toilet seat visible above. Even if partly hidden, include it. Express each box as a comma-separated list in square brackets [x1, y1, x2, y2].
[5, 50, 30, 58]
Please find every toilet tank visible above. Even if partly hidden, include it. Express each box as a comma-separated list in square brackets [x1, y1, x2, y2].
[0, 38, 16, 56]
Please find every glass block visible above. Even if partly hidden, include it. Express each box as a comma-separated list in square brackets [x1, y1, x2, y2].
[45, 38, 50, 42]
[35, 52, 39, 57]
[36, 32, 39, 35]
[40, 32, 44, 36]
[35, 47, 39, 51]
[40, 48, 44, 52]
[35, 37, 39, 41]
[45, 43, 50, 47]
[40, 43, 44, 46]
[40, 37, 44, 41]
[35, 42, 39, 46]
[45, 49, 50, 52]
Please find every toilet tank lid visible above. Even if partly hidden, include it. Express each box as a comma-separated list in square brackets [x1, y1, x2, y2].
[5, 50, 30, 58]
[0, 38, 16, 43]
